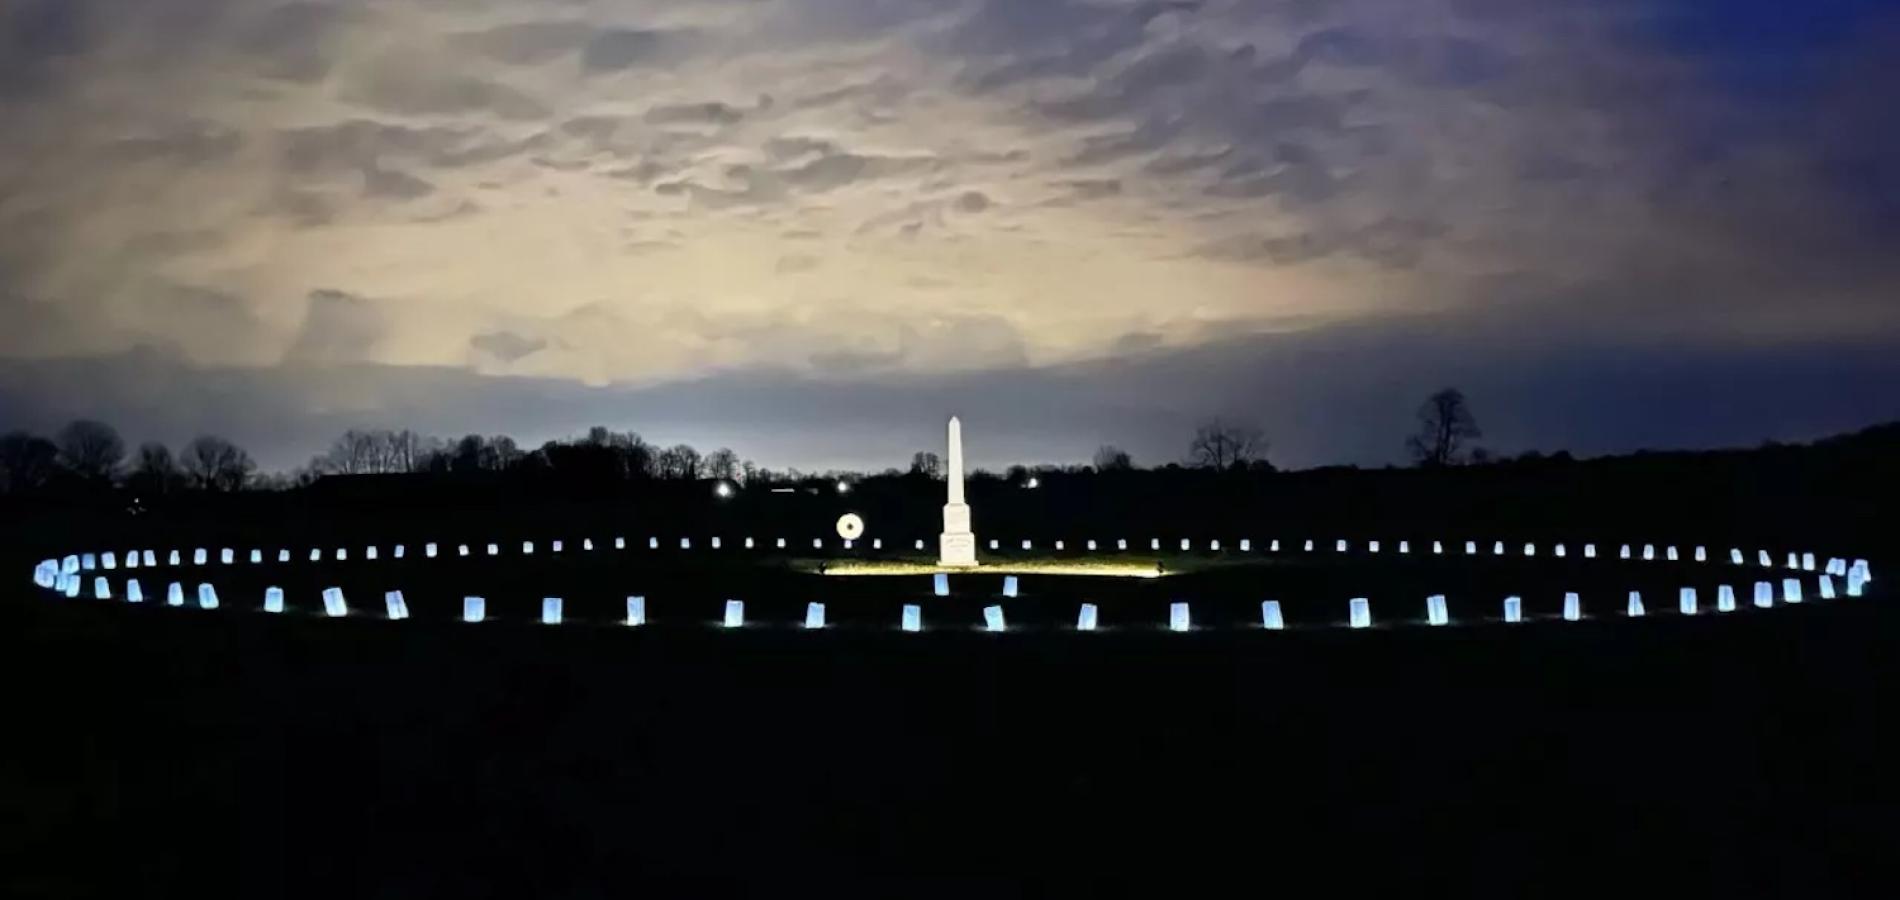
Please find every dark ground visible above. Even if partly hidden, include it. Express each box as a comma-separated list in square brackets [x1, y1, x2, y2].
[3, 545, 1894, 898]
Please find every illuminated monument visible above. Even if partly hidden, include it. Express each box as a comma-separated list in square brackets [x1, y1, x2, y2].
[938, 416, 979, 568]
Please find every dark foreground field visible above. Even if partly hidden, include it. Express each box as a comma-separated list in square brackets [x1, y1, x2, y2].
[4, 565, 1894, 898]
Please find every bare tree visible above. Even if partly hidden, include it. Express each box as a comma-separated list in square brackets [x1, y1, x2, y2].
[1188, 419, 1266, 470]
[128, 442, 183, 495]
[0, 431, 61, 493]
[57, 419, 126, 482]
[655, 444, 702, 480]
[1406, 388, 1483, 467]
[1092, 445, 1134, 471]
[702, 447, 740, 481]
[181, 436, 255, 492]
[910, 451, 943, 479]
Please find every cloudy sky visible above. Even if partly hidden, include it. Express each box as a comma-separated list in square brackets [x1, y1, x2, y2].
[3, 0, 1898, 471]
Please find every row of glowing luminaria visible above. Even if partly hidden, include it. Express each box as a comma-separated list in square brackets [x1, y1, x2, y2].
[29, 540, 1874, 632]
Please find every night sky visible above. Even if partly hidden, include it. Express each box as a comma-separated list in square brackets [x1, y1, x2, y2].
[3, 0, 1898, 471]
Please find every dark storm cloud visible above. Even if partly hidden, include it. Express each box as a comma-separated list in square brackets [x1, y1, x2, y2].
[469, 331, 546, 363]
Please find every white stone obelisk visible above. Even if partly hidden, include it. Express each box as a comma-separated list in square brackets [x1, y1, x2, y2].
[939, 416, 978, 567]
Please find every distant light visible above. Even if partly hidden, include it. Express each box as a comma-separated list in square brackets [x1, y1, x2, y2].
[836, 480, 850, 494]
[714, 482, 734, 499]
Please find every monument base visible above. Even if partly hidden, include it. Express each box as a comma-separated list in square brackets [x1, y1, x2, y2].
[939, 532, 978, 568]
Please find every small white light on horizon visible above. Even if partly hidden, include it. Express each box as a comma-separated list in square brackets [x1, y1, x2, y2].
[1368, 540, 1380, 553]
[836, 480, 850, 494]
[523, 541, 535, 555]
[1524, 543, 1536, 557]
[1026, 477, 1039, 489]
[486, 544, 498, 556]
[427, 543, 438, 558]
[1180, 539, 1190, 551]
[714, 482, 734, 498]
[1338, 540, 1349, 553]
[1493, 541, 1505, 556]
[712, 537, 723, 550]
[1465, 541, 1477, 555]
[1555, 544, 1566, 558]
[1433, 541, 1443, 555]
[552, 540, 563, 553]
[1240, 539, 1250, 552]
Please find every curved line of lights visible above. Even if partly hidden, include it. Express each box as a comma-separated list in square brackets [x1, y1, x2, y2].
[28, 538, 1874, 632]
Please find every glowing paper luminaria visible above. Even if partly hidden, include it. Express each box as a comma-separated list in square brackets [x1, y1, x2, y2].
[1620, 545, 1632, 560]
[264, 587, 284, 613]
[1642, 545, 1655, 561]
[626, 596, 646, 626]
[385, 591, 408, 620]
[1169, 602, 1190, 632]
[195, 584, 217, 609]
[250, 549, 262, 563]
[553, 540, 564, 552]
[723, 599, 743, 628]
[94, 577, 110, 600]
[193, 549, 207, 565]
[144, 550, 157, 567]
[364, 546, 377, 560]
[458, 545, 470, 557]
[1305, 540, 1315, 552]
[1503, 596, 1522, 623]
[934, 573, 950, 596]
[310, 549, 322, 562]
[1627, 591, 1645, 617]
[1759, 550, 1772, 567]
[63, 575, 80, 597]
[1077, 603, 1099, 631]
[1118, 540, 1128, 550]
[1399, 541, 1410, 554]
[277, 550, 289, 562]
[1678, 587, 1697, 615]
[902, 605, 922, 632]
[1465, 541, 1477, 555]
[710, 538, 721, 550]
[322, 587, 347, 617]
[542, 597, 563, 625]
[1368, 541, 1380, 553]
[1584, 544, 1596, 559]
[393, 545, 404, 558]
[463, 596, 484, 622]
[1261, 600, 1284, 630]
[1563, 592, 1581, 621]
[1695, 546, 1707, 562]
[1524, 543, 1536, 557]
[1819, 576, 1835, 599]
[1002, 576, 1019, 598]
[1337, 540, 1348, 553]
[1847, 570, 1865, 597]
[615, 537, 626, 550]
[1801, 553, 1816, 572]
[1240, 540, 1251, 552]
[486, 544, 498, 556]
[169, 550, 181, 566]
[523, 541, 534, 555]
[984, 606, 1006, 632]
[1426, 594, 1449, 626]
[1666, 546, 1677, 561]
[805, 602, 826, 629]
[1433, 541, 1444, 554]
[127, 580, 143, 603]
[337, 548, 348, 561]
[1731, 549, 1744, 565]
[1754, 582, 1774, 608]
[1716, 585, 1736, 612]
[1493, 542, 1505, 556]
[215, 548, 233, 564]
[167, 583, 185, 607]
[1208, 540, 1218, 551]
[426, 543, 438, 558]
[1349, 598, 1372, 629]
[1782, 579, 1802, 604]
[102, 552, 116, 570]
[1554, 544, 1566, 558]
